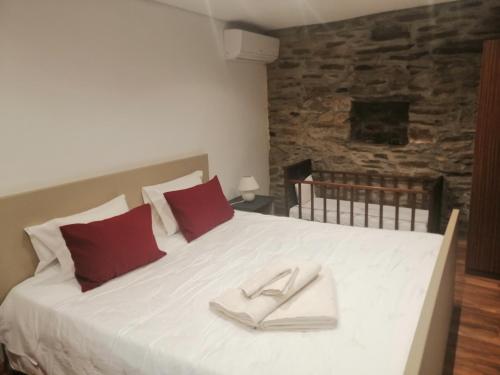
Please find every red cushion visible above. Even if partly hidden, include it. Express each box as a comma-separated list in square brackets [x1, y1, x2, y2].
[164, 176, 234, 242]
[60, 204, 165, 292]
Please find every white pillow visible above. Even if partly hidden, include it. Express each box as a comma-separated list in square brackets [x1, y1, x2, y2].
[294, 175, 315, 205]
[142, 170, 203, 236]
[25, 195, 129, 277]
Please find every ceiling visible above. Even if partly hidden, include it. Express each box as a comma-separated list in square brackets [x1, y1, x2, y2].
[153, 0, 456, 30]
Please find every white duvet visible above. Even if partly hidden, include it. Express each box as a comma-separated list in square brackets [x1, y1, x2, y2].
[0, 211, 443, 375]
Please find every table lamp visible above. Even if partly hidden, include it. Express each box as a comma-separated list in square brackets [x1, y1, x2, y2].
[238, 176, 259, 201]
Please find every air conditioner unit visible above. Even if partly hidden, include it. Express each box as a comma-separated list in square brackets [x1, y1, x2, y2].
[224, 29, 280, 64]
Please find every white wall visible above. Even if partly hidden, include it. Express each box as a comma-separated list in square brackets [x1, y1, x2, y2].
[0, 0, 270, 198]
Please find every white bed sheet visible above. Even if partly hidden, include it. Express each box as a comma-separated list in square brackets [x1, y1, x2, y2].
[0, 211, 443, 375]
[290, 197, 429, 232]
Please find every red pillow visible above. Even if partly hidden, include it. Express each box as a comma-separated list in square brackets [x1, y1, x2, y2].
[164, 176, 234, 242]
[60, 204, 165, 292]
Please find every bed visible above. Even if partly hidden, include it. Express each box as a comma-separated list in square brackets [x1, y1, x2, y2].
[284, 159, 445, 233]
[0, 154, 459, 375]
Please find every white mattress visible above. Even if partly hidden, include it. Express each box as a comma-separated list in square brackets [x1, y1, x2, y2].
[290, 197, 429, 232]
[0, 211, 443, 375]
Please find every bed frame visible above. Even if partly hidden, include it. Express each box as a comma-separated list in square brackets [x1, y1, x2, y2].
[284, 159, 445, 233]
[0, 154, 458, 375]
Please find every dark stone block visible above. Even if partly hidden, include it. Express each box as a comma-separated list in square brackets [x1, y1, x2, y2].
[354, 64, 375, 71]
[279, 61, 300, 69]
[371, 24, 410, 41]
[396, 12, 432, 22]
[320, 64, 345, 70]
[357, 43, 415, 55]
[410, 107, 449, 115]
[365, 79, 386, 85]
[326, 41, 346, 48]
[432, 40, 483, 54]
[399, 160, 430, 168]
[468, 16, 500, 36]
[389, 51, 428, 60]
[293, 49, 310, 55]
[448, 0, 483, 11]
[418, 25, 439, 33]
[416, 30, 459, 43]
[439, 134, 475, 142]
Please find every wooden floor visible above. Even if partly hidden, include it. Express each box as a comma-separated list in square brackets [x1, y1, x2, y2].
[2, 241, 499, 375]
[443, 240, 500, 375]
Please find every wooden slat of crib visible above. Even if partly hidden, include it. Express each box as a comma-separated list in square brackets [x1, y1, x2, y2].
[379, 190, 384, 229]
[393, 177, 398, 212]
[354, 174, 359, 201]
[323, 185, 327, 223]
[319, 172, 324, 197]
[310, 183, 314, 221]
[367, 175, 372, 204]
[395, 191, 400, 230]
[411, 192, 416, 231]
[380, 177, 385, 228]
[365, 188, 369, 227]
[336, 187, 340, 224]
[331, 172, 335, 199]
[343, 173, 347, 200]
[350, 186, 354, 226]
[298, 182, 302, 219]
[422, 181, 429, 208]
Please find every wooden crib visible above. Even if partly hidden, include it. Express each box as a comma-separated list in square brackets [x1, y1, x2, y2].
[283, 159, 444, 233]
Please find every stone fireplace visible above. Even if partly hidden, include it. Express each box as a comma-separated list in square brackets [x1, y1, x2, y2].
[350, 100, 409, 146]
[267, 0, 500, 228]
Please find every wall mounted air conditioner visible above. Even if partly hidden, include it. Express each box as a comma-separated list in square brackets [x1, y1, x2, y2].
[224, 29, 280, 64]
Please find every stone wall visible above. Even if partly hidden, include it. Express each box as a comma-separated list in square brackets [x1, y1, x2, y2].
[267, 0, 500, 228]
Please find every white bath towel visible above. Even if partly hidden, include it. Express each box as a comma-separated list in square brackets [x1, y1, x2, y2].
[240, 260, 297, 299]
[260, 269, 337, 330]
[260, 267, 298, 297]
[210, 260, 321, 328]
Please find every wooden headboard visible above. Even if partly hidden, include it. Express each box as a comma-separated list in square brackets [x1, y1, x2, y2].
[0, 154, 209, 302]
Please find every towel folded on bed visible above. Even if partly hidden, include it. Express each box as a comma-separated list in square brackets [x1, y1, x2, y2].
[240, 260, 298, 298]
[259, 267, 298, 297]
[260, 269, 337, 330]
[210, 260, 336, 330]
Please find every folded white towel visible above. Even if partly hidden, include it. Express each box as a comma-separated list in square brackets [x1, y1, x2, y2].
[260, 269, 337, 330]
[260, 267, 298, 297]
[210, 260, 321, 328]
[240, 260, 297, 299]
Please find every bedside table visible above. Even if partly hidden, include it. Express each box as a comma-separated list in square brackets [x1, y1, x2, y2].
[229, 195, 274, 215]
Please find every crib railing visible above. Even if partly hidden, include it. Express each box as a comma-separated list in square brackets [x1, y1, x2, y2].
[311, 170, 435, 207]
[283, 160, 444, 233]
[287, 179, 430, 232]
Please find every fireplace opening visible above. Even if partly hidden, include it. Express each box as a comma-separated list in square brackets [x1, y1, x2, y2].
[350, 101, 409, 145]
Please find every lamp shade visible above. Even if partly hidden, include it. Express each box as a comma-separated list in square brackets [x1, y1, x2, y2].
[238, 176, 259, 192]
